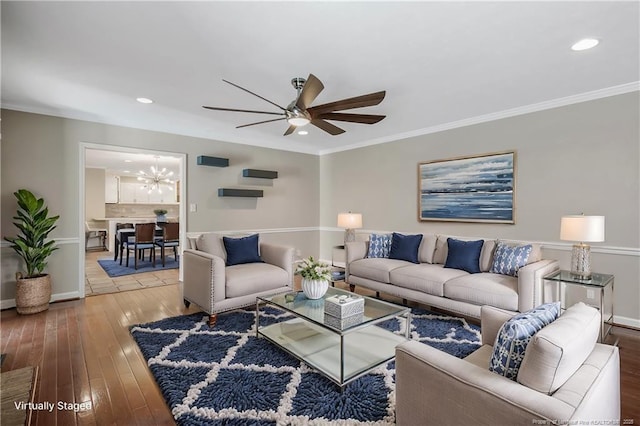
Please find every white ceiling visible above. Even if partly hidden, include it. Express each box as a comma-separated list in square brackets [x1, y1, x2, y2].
[2, 1, 639, 155]
[85, 149, 180, 177]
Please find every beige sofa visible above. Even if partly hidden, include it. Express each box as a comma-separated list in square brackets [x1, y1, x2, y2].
[346, 234, 559, 319]
[395, 304, 620, 425]
[182, 233, 294, 326]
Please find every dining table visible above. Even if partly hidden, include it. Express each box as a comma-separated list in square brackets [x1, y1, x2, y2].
[113, 226, 165, 263]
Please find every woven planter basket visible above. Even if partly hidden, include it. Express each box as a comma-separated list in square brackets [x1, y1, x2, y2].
[15, 273, 51, 314]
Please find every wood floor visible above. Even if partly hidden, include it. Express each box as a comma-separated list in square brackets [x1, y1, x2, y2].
[1, 283, 639, 425]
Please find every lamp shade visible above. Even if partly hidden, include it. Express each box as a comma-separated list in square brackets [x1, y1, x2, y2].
[337, 213, 363, 229]
[560, 215, 605, 242]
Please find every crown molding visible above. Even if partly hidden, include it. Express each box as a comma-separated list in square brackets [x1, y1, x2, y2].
[318, 82, 640, 156]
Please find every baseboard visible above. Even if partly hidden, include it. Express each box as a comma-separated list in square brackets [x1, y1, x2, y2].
[1, 291, 82, 310]
[613, 315, 640, 330]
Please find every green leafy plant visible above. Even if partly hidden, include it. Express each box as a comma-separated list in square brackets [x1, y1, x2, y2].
[153, 209, 168, 215]
[295, 256, 331, 281]
[4, 189, 60, 278]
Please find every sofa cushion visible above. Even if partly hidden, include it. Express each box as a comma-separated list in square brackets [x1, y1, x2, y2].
[389, 233, 423, 264]
[418, 234, 438, 264]
[444, 238, 483, 274]
[196, 233, 227, 261]
[498, 239, 542, 264]
[390, 264, 468, 296]
[223, 234, 263, 266]
[490, 242, 532, 276]
[367, 233, 392, 258]
[225, 262, 288, 298]
[444, 273, 519, 311]
[517, 302, 600, 394]
[488, 302, 561, 380]
[349, 258, 412, 283]
[434, 235, 496, 272]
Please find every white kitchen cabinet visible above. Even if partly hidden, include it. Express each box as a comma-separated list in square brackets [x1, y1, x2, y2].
[105, 173, 119, 203]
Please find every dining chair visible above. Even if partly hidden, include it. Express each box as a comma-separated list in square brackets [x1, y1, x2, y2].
[114, 223, 134, 261]
[155, 222, 180, 266]
[85, 221, 108, 251]
[123, 223, 156, 269]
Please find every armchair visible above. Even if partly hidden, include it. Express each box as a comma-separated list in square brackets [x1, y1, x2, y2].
[182, 233, 294, 327]
[395, 304, 620, 425]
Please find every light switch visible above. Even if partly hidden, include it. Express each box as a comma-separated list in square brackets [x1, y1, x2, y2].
[189, 203, 197, 212]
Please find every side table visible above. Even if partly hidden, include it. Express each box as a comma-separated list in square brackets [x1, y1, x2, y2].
[543, 270, 614, 342]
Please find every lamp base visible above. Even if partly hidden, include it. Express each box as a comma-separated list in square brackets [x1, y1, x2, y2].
[570, 243, 592, 279]
[344, 228, 356, 243]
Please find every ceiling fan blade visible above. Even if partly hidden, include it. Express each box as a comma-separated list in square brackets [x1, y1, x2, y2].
[316, 112, 385, 124]
[202, 106, 283, 116]
[222, 79, 287, 111]
[295, 74, 324, 110]
[307, 90, 386, 114]
[236, 117, 287, 129]
[283, 125, 296, 136]
[311, 119, 345, 135]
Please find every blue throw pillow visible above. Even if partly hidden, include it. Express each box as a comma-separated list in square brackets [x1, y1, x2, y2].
[388, 233, 423, 264]
[444, 238, 483, 274]
[489, 302, 561, 381]
[490, 242, 533, 277]
[367, 234, 392, 258]
[223, 234, 263, 266]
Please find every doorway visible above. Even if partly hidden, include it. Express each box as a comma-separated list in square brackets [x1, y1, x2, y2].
[79, 143, 187, 298]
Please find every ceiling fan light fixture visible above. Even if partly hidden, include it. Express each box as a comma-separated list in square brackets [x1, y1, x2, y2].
[287, 116, 310, 127]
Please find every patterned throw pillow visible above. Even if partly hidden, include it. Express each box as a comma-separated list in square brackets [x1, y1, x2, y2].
[489, 302, 560, 381]
[490, 242, 533, 276]
[367, 234, 392, 258]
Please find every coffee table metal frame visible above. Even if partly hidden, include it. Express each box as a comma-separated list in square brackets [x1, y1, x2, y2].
[255, 287, 411, 389]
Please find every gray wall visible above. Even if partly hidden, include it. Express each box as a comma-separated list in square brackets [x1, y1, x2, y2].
[85, 167, 105, 221]
[1, 109, 320, 303]
[320, 92, 640, 325]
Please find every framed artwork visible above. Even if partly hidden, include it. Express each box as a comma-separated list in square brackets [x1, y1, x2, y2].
[418, 151, 516, 223]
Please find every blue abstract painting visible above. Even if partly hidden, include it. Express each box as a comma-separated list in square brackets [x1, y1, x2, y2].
[419, 151, 515, 223]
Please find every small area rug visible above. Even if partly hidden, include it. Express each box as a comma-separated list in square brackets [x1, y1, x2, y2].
[131, 306, 481, 425]
[0, 366, 38, 426]
[97, 257, 179, 277]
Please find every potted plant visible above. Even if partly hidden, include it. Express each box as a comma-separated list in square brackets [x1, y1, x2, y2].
[4, 189, 60, 314]
[153, 208, 168, 223]
[295, 256, 331, 299]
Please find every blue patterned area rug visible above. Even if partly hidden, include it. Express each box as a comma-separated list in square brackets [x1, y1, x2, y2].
[131, 307, 481, 425]
[97, 257, 179, 277]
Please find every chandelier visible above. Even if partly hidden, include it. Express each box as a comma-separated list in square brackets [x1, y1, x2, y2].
[137, 156, 175, 194]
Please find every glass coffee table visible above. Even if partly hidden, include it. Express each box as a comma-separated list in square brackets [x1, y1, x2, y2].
[256, 287, 411, 389]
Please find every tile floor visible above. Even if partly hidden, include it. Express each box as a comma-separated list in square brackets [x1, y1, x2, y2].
[84, 250, 180, 296]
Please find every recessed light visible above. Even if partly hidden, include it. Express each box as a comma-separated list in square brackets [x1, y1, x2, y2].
[124, 159, 132, 163]
[571, 38, 599, 51]
[136, 97, 154, 104]
[123, 170, 130, 173]
[297, 130, 308, 135]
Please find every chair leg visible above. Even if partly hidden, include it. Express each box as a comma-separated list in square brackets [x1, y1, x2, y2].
[349, 284, 355, 292]
[126, 247, 130, 267]
[208, 314, 217, 327]
[161, 246, 165, 267]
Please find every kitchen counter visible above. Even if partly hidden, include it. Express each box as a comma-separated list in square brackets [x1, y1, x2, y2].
[93, 217, 179, 251]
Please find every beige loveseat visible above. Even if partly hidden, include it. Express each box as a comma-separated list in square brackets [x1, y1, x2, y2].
[346, 234, 559, 319]
[395, 304, 620, 425]
[182, 233, 294, 326]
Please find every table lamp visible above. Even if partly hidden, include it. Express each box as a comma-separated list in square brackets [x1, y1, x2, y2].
[560, 215, 605, 279]
[337, 212, 362, 243]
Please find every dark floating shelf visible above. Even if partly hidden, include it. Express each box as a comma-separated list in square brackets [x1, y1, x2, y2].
[197, 155, 229, 167]
[242, 169, 278, 179]
[218, 188, 264, 198]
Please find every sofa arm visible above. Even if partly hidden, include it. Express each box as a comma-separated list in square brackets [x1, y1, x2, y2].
[345, 241, 368, 279]
[395, 340, 573, 425]
[481, 305, 517, 346]
[517, 259, 560, 312]
[260, 243, 295, 288]
[182, 249, 226, 313]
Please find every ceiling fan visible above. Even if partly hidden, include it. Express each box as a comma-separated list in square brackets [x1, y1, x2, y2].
[202, 74, 386, 136]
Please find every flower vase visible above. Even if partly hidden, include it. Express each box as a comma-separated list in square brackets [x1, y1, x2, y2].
[302, 278, 329, 300]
